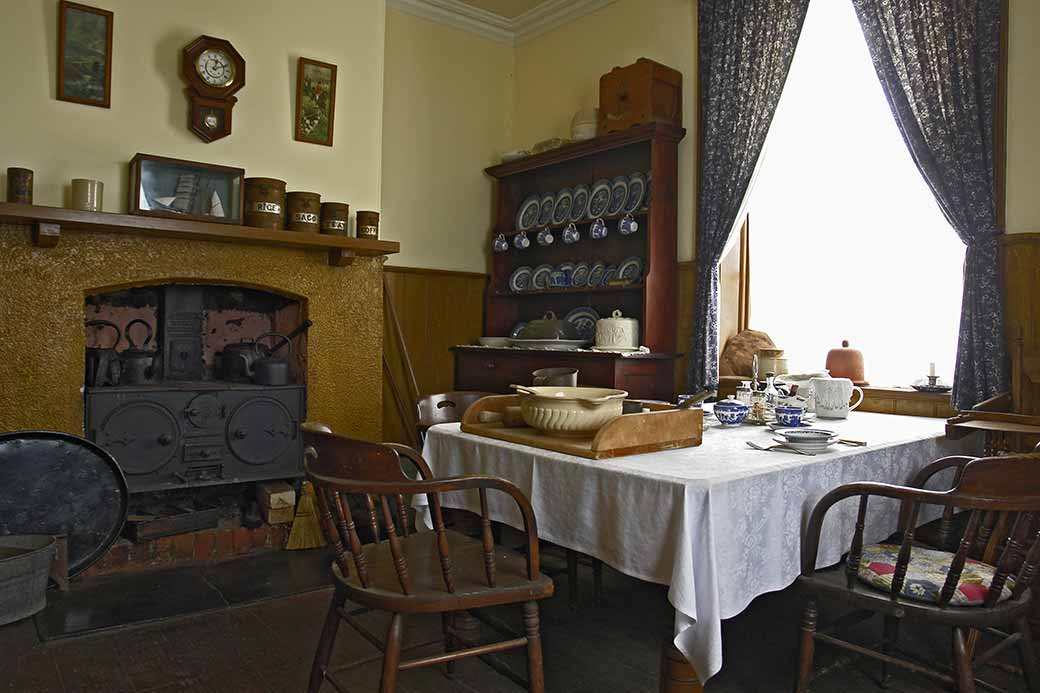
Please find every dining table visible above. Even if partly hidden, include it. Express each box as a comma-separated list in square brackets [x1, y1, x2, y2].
[415, 409, 983, 691]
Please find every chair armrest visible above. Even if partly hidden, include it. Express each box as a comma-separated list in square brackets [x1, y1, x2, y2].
[382, 442, 435, 481]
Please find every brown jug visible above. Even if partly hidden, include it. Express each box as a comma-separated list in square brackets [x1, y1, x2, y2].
[825, 340, 868, 386]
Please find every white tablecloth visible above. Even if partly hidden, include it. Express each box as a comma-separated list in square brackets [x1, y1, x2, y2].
[415, 412, 982, 681]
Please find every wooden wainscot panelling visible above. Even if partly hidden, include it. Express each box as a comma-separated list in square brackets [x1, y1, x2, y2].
[382, 266, 487, 444]
[859, 387, 957, 419]
[1003, 233, 1040, 415]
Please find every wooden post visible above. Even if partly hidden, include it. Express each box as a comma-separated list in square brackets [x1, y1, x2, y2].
[659, 640, 703, 693]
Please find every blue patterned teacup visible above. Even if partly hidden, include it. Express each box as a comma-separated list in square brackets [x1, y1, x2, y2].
[775, 406, 806, 427]
[713, 399, 749, 426]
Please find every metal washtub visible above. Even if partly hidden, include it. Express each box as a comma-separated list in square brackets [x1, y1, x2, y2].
[0, 535, 55, 626]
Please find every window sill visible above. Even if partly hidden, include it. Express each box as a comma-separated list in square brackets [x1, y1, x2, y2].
[859, 386, 956, 419]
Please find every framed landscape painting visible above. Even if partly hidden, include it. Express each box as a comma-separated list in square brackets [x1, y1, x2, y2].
[294, 58, 337, 146]
[57, 1, 113, 108]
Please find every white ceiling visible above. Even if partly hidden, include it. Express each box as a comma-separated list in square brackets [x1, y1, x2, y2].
[455, 0, 549, 19]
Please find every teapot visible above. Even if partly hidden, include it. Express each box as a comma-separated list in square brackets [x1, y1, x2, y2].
[120, 319, 162, 385]
[85, 320, 122, 387]
[239, 332, 293, 386]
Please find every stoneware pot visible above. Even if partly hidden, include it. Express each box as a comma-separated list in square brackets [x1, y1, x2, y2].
[512, 385, 627, 437]
[595, 309, 639, 351]
[713, 398, 749, 426]
[811, 377, 864, 419]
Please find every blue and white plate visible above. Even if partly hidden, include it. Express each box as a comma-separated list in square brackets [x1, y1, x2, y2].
[618, 256, 644, 282]
[607, 176, 629, 216]
[624, 172, 646, 214]
[564, 307, 599, 341]
[552, 188, 573, 226]
[531, 263, 554, 290]
[508, 266, 533, 293]
[588, 179, 612, 218]
[601, 264, 619, 286]
[571, 261, 591, 287]
[587, 261, 607, 287]
[570, 185, 591, 223]
[538, 193, 556, 227]
[558, 261, 575, 274]
[516, 195, 541, 231]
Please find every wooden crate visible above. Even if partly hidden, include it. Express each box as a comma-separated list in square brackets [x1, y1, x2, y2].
[598, 58, 682, 135]
[460, 395, 702, 459]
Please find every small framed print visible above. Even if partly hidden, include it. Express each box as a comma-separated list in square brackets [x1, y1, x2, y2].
[294, 58, 337, 146]
[57, 1, 113, 108]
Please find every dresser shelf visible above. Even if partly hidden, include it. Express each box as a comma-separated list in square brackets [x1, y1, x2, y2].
[0, 203, 399, 267]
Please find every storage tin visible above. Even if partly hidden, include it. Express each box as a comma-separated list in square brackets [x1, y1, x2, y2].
[0, 535, 55, 627]
[320, 202, 349, 235]
[356, 210, 380, 239]
[6, 167, 33, 204]
[243, 177, 286, 229]
[286, 191, 321, 233]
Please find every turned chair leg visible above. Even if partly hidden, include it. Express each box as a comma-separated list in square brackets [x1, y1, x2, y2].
[523, 601, 545, 693]
[308, 588, 346, 693]
[952, 627, 976, 693]
[442, 611, 456, 676]
[795, 598, 817, 693]
[381, 613, 404, 693]
[1015, 616, 1040, 693]
[880, 615, 900, 688]
[566, 549, 579, 610]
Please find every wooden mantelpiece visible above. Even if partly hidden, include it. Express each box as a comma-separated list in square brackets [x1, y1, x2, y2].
[0, 203, 399, 267]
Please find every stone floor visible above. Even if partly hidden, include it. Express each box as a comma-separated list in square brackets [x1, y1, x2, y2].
[0, 552, 1030, 693]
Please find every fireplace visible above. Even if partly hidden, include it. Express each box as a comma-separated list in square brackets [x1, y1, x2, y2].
[83, 283, 308, 493]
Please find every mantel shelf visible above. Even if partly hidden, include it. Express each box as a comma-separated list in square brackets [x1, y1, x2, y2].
[0, 203, 400, 267]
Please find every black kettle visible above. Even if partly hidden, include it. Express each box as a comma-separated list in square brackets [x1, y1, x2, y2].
[120, 319, 162, 385]
[239, 333, 293, 386]
[85, 320, 122, 387]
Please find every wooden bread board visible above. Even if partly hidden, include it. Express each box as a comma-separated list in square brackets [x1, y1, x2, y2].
[460, 395, 702, 459]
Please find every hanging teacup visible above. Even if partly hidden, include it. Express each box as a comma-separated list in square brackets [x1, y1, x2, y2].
[562, 223, 580, 244]
[536, 227, 554, 246]
[590, 218, 607, 239]
[492, 233, 509, 253]
[513, 231, 531, 249]
[619, 213, 639, 235]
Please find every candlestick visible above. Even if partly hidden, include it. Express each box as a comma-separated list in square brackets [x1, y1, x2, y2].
[928, 362, 936, 378]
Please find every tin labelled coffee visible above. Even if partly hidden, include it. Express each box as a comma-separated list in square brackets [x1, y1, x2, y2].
[286, 191, 321, 233]
[320, 202, 349, 235]
[356, 210, 380, 239]
[244, 177, 286, 229]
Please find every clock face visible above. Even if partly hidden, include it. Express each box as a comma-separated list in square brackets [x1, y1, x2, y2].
[195, 49, 235, 88]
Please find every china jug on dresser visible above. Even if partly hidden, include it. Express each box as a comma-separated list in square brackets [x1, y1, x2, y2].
[810, 377, 864, 419]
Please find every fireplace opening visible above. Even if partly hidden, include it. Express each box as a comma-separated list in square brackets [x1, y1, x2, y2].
[80, 282, 312, 572]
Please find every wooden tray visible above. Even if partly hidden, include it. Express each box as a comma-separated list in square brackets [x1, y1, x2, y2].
[460, 395, 702, 459]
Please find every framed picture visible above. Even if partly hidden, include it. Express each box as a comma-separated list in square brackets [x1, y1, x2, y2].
[294, 58, 337, 146]
[128, 153, 245, 225]
[57, 1, 113, 108]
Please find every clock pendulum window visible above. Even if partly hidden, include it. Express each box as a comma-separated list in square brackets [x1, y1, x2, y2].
[180, 36, 245, 143]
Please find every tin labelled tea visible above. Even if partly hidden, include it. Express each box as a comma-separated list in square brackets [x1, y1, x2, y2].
[320, 202, 349, 235]
[356, 210, 380, 239]
[244, 177, 286, 229]
[286, 191, 321, 233]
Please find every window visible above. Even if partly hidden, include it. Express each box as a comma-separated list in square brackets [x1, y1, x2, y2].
[744, 0, 964, 387]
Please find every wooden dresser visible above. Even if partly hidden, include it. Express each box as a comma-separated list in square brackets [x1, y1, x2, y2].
[455, 123, 685, 400]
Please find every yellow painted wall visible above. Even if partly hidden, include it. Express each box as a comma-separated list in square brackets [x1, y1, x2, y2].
[0, 0, 384, 222]
[1006, 0, 1040, 234]
[381, 9, 514, 273]
[512, 0, 697, 261]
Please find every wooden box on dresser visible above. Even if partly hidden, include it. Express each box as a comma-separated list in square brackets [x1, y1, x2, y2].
[453, 122, 685, 401]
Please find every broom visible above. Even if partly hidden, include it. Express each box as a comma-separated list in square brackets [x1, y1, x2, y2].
[286, 480, 326, 550]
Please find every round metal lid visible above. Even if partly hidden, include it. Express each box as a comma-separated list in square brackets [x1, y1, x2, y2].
[0, 431, 128, 576]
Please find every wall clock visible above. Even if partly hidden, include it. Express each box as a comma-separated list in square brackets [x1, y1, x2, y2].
[181, 36, 245, 143]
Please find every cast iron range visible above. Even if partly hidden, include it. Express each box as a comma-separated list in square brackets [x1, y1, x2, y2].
[84, 285, 307, 494]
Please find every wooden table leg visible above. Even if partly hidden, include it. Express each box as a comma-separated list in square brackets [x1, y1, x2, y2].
[659, 639, 703, 693]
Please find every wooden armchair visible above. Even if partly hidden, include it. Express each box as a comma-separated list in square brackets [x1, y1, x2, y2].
[303, 430, 554, 693]
[416, 391, 493, 444]
[796, 454, 1040, 693]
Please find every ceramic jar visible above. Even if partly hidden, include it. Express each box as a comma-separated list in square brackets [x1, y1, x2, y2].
[755, 347, 788, 376]
[70, 179, 103, 211]
[595, 310, 639, 351]
[714, 398, 749, 426]
[811, 377, 864, 419]
[571, 107, 598, 141]
[825, 340, 868, 385]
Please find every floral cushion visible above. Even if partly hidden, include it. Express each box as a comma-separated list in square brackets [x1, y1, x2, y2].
[857, 543, 1014, 607]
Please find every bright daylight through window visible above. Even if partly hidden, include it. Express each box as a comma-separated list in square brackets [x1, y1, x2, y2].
[744, 0, 965, 387]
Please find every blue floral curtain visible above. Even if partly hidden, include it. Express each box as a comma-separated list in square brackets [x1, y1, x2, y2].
[689, 0, 810, 394]
[852, 0, 1008, 408]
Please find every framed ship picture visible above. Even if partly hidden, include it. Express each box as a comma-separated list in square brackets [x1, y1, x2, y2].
[57, 1, 113, 108]
[294, 58, 337, 146]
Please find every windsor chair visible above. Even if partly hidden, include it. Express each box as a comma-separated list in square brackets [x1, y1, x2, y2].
[303, 430, 554, 693]
[795, 454, 1040, 693]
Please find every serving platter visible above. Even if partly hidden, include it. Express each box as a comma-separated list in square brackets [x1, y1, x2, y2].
[508, 338, 590, 350]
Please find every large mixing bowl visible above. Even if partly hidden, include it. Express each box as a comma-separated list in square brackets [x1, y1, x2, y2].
[513, 385, 627, 437]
